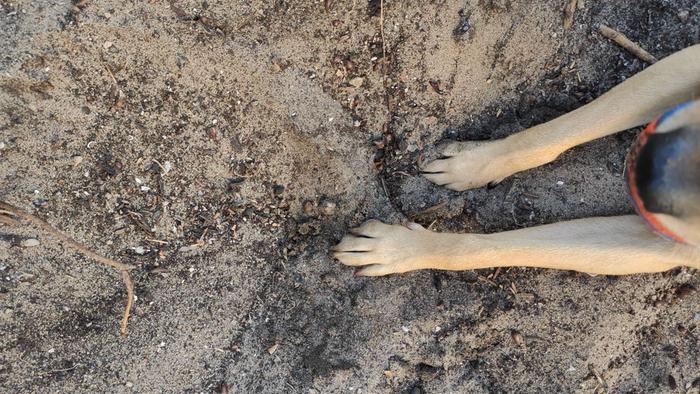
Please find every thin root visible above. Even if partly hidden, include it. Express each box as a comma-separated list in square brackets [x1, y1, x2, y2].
[120, 270, 135, 337]
[0, 201, 136, 336]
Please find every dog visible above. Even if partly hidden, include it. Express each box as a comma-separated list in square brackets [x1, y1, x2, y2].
[333, 44, 700, 276]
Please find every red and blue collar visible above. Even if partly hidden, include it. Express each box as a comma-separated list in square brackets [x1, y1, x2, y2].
[625, 102, 694, 243]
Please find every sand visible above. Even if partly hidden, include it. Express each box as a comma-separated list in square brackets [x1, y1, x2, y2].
[1, 0, 699, 392]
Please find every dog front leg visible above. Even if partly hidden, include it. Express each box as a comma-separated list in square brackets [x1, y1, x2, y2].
[333, 217, 698, 276]
[423, 44, 700, 191]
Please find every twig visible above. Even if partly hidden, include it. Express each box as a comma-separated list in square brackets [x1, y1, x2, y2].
[588, 363, 608, 391]
[427, 219, 438, 231]
[478, 275, 497, 286]
[410, 201, 447, 221]
[563, 0, 577, 29]
[120, 270, 135, 336]
[152, 159, 166, 173]
[104, 64, 118, 86]
[0, 201, 136, 336]
[146, 238, 169, 244]
[0, 202, 132, 271]
[599, 24, 658, 64]
[38, 363, 83, 376]
[380, 176, 389, 199]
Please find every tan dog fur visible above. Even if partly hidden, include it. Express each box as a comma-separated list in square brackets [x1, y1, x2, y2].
[334, 45, 700, 276]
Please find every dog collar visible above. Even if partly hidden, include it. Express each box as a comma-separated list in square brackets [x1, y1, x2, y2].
[625, 102, 694, 243]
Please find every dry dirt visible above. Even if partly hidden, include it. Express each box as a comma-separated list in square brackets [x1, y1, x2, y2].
[1, 0, 699, 393]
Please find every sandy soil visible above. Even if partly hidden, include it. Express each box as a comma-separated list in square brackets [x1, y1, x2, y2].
[1, 0, 699, 392]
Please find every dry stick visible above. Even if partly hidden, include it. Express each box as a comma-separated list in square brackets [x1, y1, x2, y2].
[599, 24, 658, 64]
[410, 201, 447, 221]
[120, 270, 135, 335]
[563, 0, 577, 29]
[0, 201, 136, 336]
[104, 64, 118, 86]
[0, 202, 132, 271]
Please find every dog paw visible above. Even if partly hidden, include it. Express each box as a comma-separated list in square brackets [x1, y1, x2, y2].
[332, 220, 433, 276]
[421, 140, 511, 191]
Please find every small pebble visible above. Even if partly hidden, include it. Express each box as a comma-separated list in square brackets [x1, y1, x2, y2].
[21, 239, 40, 247]
[243, 207, 255, 218]
[125, 382, 133, 388]
[349, 77, 364, 88]
[267, 343, 279, 355]
[678, 10, 689, 23]
[18, 273, 36, 282]
[344, 59, 355, 72]
[302, 200, 315, 215]
[319, 200, 336, 216]
[72, 155, 83, 166]
[176, 53, 188, 69]
[297, 223, 312, 235]
[511, 331, 525, 346]
[103, 41, 113, 50]
[134, 246, 146, 255]
[273, 184, 285, 196]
